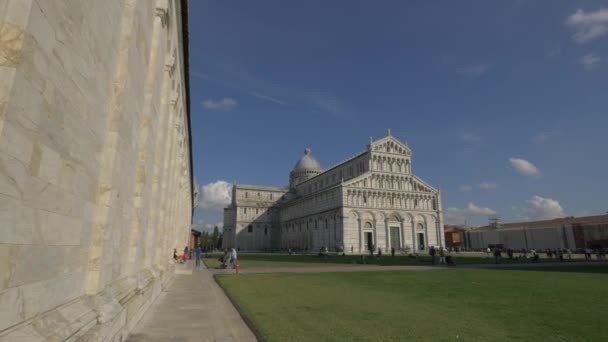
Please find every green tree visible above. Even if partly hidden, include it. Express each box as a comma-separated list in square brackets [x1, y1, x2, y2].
[211, 226, 220, 251]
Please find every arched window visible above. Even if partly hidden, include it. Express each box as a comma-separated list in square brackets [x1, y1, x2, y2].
[414, 199, 418, 208]
[363, 195, 367, 204]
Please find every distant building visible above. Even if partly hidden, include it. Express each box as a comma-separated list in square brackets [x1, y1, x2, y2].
[444, 225, 464, 248]
[223, 132, 445, 253]
[461, 215, 608, 250]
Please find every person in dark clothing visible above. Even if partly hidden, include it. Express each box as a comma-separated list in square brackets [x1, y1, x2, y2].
[391, 247, 395, 257]
[494, 248, 502, 264]
[429, 246, 436, 265]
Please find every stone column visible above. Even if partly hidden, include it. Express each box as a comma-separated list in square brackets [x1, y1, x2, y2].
[358, 218, 363, 253]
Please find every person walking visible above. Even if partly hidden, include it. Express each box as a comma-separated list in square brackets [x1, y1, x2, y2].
[429, 246, 437, 265]
[229, 247, 238, 269]
[494, 247, 502, 264]
[439, 247, 446, 265]
[195, 245, 202, 268]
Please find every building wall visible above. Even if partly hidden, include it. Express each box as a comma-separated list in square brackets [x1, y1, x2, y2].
[0, 1, 192, 340]
[465, 225, 591, 250]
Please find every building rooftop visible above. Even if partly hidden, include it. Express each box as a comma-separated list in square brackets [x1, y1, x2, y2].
[471, 214, 608, 231]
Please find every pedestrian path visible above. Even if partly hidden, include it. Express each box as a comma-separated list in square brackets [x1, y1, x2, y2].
[127, 263, 256, 342]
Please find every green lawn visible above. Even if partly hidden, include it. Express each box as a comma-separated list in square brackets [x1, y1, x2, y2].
[217, 266, 608, 341]
[203, 252, 591, 269]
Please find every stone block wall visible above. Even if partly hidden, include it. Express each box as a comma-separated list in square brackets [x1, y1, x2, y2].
[0, 0, 192, 340]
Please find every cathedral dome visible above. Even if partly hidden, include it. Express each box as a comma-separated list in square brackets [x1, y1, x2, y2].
[292, 148, 322, 172]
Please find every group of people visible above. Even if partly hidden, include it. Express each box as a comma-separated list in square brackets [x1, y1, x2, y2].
[219, 248, 238, 269]
[428, 246, 456, 266]
[173, 245, 204, 267]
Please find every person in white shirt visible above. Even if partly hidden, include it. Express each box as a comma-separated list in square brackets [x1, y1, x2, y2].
[229, 248, 238, 268]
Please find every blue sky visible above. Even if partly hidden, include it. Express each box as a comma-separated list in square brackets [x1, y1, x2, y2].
[188, 1, 608, 231]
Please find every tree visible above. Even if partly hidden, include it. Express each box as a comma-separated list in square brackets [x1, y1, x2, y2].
[211, 226, 220, 251]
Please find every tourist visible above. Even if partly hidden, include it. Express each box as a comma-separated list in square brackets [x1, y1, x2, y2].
[183, 247, 190, 263]
[531, 249, 539, 263]
[566, 248, 572, 261]
[507, 248, 514, 260]
[377, 247, 382, 257]
[585, 247, 592, 261]
[486, 247, 491, 257]
[391, 247, 395, 258]
[351, 245, 354, 254]
[439, 247, 446, 264]
[229, 247, 238, 268]
[493, 247, 502, 264]
[173, 248, 178, 262]
[195, 245, 202, 268]
[429, 246, 436, 265]
[557, 248, 564, 262]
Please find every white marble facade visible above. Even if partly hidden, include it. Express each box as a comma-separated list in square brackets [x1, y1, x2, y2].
[0, 1, 192, 340]
[223, 133, 445, 253]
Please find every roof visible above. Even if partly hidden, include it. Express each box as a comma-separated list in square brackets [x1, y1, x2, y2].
[292, 148, 322, 172]
[234, 184, 289, 192]
[444, 225, 464, 233]
[475, 215, 608, 231]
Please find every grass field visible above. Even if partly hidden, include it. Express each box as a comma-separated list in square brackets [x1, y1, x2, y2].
[216, 266, 608, 341]
[203, 252, 592, 269]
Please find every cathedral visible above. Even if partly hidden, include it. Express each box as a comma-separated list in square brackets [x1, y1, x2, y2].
[223, 131, 445, 253]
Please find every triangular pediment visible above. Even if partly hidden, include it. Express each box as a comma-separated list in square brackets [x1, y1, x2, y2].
[370, 135, 411, 156]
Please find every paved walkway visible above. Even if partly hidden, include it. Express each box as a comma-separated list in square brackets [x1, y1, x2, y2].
[127, 263, 256, 342]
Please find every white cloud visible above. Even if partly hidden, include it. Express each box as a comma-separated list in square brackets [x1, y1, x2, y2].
[203, 97, 238, 111]
[509, 158, 541, 177]
[199, 180, 232, 212]
[308, 92, 345, 116]
[524, 195, 565, 220]
[204, 222, 224, 230]
[566, 8, 608, 43]
[192, 222, 224, 233]
[459, 185, 473, 192]
[459, 130, 481, 142]
[458, 64, 491, 78]
[478, 182, 498, 190]
[546, 47, 561, 58]
[249, 91, 285, 105]
[445, 203, 497, 224]
[579, 54, 601, 71]
[532, 130, 561, 144]
[532, 131, 550, 143]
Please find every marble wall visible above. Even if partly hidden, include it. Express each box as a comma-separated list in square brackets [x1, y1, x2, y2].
[0, 0, 192, 340]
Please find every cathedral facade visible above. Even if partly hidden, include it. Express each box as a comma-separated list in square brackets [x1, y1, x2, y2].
[223, 132, 444, 253]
